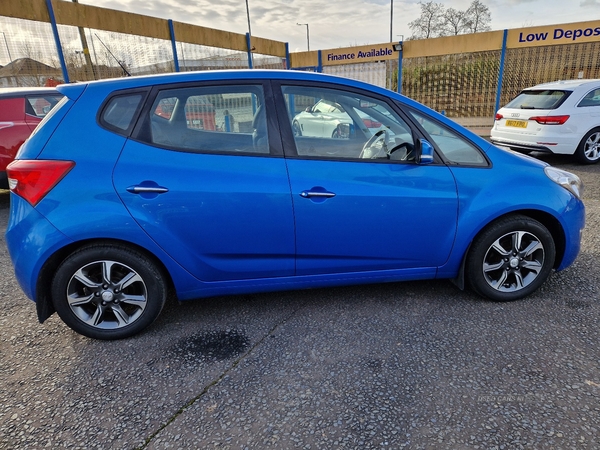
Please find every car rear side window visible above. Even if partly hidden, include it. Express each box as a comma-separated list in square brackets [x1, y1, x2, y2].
[141, 85, 269, 155]
[577, 88, 600, 107]
[25, 95, 64, 118]
[505, 90, 570, 110]
[101, 93, 144, 133]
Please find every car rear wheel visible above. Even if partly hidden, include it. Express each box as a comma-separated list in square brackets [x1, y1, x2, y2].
[466, 215, 555, 302]
[51, 244, 167, 340]
[575, 128, 600, 164]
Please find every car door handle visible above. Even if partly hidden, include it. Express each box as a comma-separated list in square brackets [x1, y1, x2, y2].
[126, 185, 169, 194]
[300, 190, 336, 198]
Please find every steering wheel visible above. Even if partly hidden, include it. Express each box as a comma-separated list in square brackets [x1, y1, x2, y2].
[387, 142, 415, 161]
[359, 130, 389, 159]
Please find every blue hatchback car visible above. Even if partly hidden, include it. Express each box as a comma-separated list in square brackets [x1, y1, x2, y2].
[5, 70, 585, 340]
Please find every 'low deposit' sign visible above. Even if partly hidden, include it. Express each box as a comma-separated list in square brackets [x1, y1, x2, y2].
[508, 21, 600, 48]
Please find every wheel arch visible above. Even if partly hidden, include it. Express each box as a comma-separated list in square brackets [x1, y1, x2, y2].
[452, 209, 566, 290]
[579, 125, 600, 143]
[513, 209, 566, 268]
[576, 126, 600, 163]
[35, 238, 175, 324]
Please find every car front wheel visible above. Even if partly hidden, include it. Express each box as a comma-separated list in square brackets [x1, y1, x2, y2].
[51, 244, 167, 340]
[575, 128, 600, 164]
[466, 215, 555, 302]
[292, 120, 302, 137]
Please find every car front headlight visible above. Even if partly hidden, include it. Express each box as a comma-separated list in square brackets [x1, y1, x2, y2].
[544, 166, 584, 199]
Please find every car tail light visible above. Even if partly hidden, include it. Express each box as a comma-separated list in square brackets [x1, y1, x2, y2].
[362, 119, 382, 128]
[6, 160, 75, 206]
[494, 113, 503, 121]
[529, 115, 570, 125]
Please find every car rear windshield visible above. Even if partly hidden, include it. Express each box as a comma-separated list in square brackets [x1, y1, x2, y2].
[505, 90, 571, 110]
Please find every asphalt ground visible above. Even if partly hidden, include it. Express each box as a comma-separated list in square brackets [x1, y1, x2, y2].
[1, 152, 599, 449]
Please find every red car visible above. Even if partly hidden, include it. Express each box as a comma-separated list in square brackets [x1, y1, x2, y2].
[0, 87, 64, 187]
[154, 95, 217, 131]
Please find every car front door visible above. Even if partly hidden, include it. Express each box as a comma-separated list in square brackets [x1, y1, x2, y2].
[300, 100, 328, 136]
[277, 83, 459, 276]
[112, 82, 295, 282]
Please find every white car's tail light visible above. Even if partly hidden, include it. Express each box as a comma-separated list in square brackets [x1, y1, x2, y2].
[529, 115, 570, 125]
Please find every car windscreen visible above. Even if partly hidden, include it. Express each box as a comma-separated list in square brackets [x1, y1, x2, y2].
[505, 89, 571, 110]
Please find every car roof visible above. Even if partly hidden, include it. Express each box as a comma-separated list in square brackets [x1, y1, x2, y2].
[56, 69, 401, 103]
[0, 87, 59, 98]
[53, 69, 484, 143]
[529, 79, 600, 91]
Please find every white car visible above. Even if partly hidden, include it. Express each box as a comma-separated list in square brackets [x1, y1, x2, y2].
[491, 79, 600, 163]
[292, 99, 384, 139]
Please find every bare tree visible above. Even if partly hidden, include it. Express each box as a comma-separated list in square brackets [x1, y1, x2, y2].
[408, 1, 446, 39]
[465, 0, 491, 33]
[444, 7, 469, 35]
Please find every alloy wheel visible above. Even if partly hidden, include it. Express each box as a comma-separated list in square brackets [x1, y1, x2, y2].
[66, 260, 148, 330]
[482, 230, 545, 293]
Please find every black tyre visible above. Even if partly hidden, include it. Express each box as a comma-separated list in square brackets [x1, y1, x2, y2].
[466, 215, 555, 302]
[575, 128, 600, 164]
[51, 244, 167, 340]
[292, 120, 302, 137]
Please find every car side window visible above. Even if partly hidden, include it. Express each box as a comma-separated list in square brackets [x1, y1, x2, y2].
[101, 93, 143, 132]
[578, 88, 600, 107]
[409, 110, 488, 166]
[25, 95, 63, 118]
[144, 85, 268, 154]
[282, 86, 414, 161]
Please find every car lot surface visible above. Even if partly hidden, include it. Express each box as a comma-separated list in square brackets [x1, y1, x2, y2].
[1, 153, 599, 449]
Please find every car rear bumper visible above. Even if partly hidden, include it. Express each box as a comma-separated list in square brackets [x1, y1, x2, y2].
[490, 124, 580, 155]
[490, 135, 577, 155]
[491, 138, 555, 153]
[5, 193, 73, 301]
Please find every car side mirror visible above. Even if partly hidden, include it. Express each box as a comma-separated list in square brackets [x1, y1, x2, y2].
[416, 138, 434, 164]
[305, 106, 312, 113]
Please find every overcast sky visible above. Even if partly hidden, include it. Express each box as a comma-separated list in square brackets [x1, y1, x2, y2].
[84, 0, 599, 52]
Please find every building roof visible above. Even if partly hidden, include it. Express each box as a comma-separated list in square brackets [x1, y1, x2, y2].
[0, 58, 61, 77]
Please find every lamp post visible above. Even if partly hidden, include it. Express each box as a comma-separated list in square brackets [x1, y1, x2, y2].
[296, 23, 310, 51]
[390, 0, 393, 42]
[1, 31, 12, 63]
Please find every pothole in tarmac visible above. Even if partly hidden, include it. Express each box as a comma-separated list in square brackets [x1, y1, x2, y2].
[171, 330, 250, 362]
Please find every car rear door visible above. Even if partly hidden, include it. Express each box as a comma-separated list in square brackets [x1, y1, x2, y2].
[112, 82, 296, 282]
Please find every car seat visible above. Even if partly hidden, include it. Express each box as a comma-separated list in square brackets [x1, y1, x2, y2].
[252, 105, 268, 152]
